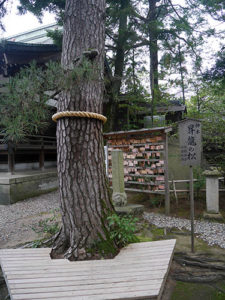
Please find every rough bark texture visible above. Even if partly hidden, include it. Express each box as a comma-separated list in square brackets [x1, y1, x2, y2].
[148, 0, 160, 125]
[51, 0, 115, 260]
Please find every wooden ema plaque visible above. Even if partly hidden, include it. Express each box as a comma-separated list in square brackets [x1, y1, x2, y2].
[107, 134, 166, 194]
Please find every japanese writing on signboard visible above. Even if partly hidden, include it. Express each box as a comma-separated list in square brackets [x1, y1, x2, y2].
[179, 119, 202, 166]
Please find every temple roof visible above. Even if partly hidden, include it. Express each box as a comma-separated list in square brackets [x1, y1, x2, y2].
[0, 41, 61, 76]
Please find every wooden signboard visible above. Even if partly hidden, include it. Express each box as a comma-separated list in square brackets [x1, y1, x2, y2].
[179, 119, 201, 166]
[178, 119, 202, 253]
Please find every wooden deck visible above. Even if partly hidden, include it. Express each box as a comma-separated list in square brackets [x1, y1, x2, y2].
[0, 239, 176, 300]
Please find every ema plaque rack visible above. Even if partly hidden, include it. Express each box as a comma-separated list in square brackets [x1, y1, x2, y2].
[104, 127, 172, 214]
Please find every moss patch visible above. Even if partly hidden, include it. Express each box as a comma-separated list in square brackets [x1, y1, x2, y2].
[171, 281, 225, 300]
[136, 236, 152, 242]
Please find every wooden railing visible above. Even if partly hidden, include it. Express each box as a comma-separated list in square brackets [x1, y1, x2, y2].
[0, 135, 56, 151]
[0, 134, 56, 173]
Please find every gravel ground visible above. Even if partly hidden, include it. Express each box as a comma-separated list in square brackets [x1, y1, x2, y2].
[0, 190, 225, 249]
[0, 191, 60, 248]
[144, 212, 225, 249]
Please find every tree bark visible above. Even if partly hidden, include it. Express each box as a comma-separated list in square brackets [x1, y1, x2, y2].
[178, 41, 186, 105]
[113, 0, 129, 96]
[51, 0, 116, 260]
[148, 0, 160, 126]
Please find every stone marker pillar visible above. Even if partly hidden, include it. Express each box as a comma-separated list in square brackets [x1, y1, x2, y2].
[111, 150, 127, 207]
[203, 168, 222, 219]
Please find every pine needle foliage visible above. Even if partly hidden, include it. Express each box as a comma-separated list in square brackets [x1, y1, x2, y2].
[0, 62, 51, 142]
[0, 58, 100, 143]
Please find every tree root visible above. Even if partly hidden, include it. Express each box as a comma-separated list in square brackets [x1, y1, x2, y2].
[175, 257, 225, 271]
[175, 252, 225, 263]
[174, 253, 225, 271]
[20, 230, 60, 249]
[0, 276, 5, 286]
[173, 272, 225, 283]
[173, 252, 225, 284]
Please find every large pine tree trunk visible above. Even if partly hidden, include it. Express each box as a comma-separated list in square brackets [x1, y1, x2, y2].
[51, 0, 115, 260]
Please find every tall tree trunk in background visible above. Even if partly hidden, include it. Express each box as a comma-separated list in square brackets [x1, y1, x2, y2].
[51, 0, 116, 261]
[107, 0, 129, 131]
[178, 41, 186, 105]
[148, 0, 160, 126]
[113, 0, 129, 95]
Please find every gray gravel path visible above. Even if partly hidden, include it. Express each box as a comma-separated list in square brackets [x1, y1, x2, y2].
[1, 191, 224, 250]
[0, 191, 60, 247]
[144, 212, 225, 249]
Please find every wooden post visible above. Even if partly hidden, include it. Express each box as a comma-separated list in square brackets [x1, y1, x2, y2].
[8, 142, 15, 175]
[172, 180, 178, 206]
[39, 138, 45, 171]
[164, 132, 170, 215]
[190, 165, 194, 253]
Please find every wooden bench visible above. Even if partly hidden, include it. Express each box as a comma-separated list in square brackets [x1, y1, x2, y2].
[0, 239, 176, 300]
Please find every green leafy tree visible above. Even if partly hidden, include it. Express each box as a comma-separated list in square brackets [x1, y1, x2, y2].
[3, 0, 225, 135]
[119, 47, 150, 129]
[132, 0, 224, 124]
[188, 48, 225, 168]
[17, 0, 64, 20]
[0, 0, 9, 30]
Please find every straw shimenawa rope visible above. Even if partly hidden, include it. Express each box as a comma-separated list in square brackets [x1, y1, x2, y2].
[52, 111, 107, 124]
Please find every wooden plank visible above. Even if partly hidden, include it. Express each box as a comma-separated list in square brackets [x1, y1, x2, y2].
[7, 270, 166, 284]
[12, 293, 157, 300]
[172, 180, 178, 206]
[125, 174, 163, 178]
[157, 238, 176, 300]
[2, 263, 169, 275]
[121, 240, 176, 248]
[4, 261, 169, 278]
[125, 188, 165, 194]
[0, 240, 176, 300]
[0, 245, 173, 257]
[3, 263, 169, 277]
[104, 127, 171, 138]
[2, 257, 169, 268]
[2, 250, 172, 263]
[9, 276, 162, 289]
[2, 261, 169, 272]
[2, 247, 171, 264]
[10, 280, 162, 295]
[4, 264, 167, 275]
[5, 267, 167, 280]
[108, 143, 164, 148]
[12, 289, 159, 300]
[11, 284, 160, 300]
[126, 181, 164, 186]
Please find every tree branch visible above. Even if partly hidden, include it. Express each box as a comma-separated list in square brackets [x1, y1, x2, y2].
[105, 44, 116, 50]
[106, 30, 117, 43]
[0, 0, 7, 8]
[167, 0, 184, 21]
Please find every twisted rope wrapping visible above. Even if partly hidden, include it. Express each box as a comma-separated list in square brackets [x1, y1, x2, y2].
[52, 111, 107, 124]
